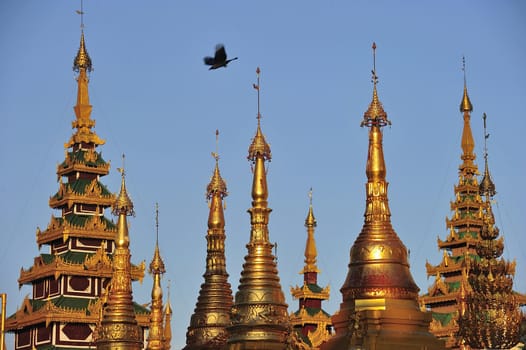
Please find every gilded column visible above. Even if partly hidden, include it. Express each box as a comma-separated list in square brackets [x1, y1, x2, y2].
[227, 68, 290, 350]
[96, 165, 143, 350]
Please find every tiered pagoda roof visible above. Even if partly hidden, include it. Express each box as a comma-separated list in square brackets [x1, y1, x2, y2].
[420, 66, 489, 349]
[5, 27, 148, 350]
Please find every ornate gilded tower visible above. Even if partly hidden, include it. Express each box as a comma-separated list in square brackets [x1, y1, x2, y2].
[290, 189, 333, 349]
[147, 204, 168, 350]
[184, 132, 234, 350]
[420, 61, 489, 349]
[457, 113, 523, 349]
[227, 68, 291, 350]
[321, 43, 444, 350]
[5, 27, 148, 349]
[95, 164, 143, 350]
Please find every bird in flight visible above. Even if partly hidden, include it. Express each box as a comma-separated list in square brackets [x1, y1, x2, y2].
[204, 44, 238, 70]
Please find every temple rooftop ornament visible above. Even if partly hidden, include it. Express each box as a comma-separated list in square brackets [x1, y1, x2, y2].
[227, 67, 291, 350]
[479, 113, 496, 198]
[321, 43, 444, 350]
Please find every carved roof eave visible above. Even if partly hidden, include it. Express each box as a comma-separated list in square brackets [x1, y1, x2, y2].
[429, 320, 459, 339]
[426, 260, 463, 276]
[445, 217, 483, 230]
[18, 256, 145, 286]
[49, 194, 114, 209]
[37, 215, 117, 247]
[290, 285, 330, 300]
[5, 299, 149, 331]
[420, 291, 460, 305]
[437, 235, 479, 250]
[289, 309, 332, 326]
[57, 162, 110, 177]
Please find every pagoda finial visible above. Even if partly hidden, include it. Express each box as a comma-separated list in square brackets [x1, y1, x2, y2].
[73, 2, 92, 73]
[206, 130, 228, 227]
[479, 113, 496, 198]
[460, 56, 473, 112]
[113, 155, 134, 218]
[248, 67, 271, 164]
[302, 187, 319, 274]
[361, 42, 391, 128]
[147, 203, 166, 350]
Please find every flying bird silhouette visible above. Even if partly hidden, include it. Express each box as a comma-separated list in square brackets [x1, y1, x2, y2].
[204, 44, 238, 70]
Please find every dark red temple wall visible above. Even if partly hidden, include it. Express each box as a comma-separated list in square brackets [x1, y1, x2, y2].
[15, 328, 31, 349]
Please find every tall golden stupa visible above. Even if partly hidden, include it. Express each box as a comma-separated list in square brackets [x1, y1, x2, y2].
[4, 27, 149, 349]
[320, 43, 445, 350]
[226, 68, 291, 350]
[184, 133, 234, 350]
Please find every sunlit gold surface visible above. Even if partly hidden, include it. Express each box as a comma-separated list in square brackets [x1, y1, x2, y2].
[322, 44, 444, 350]
[147, 228, 167, 350]
[184, 155, 233, 350]
[95, 171, 142, 350]
[227, 68, 290, 350]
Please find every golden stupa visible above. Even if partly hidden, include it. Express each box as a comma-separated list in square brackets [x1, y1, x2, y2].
[321, 43, 445, 350]
[184, 133, 234, 349]
[227, 68, 291, 350]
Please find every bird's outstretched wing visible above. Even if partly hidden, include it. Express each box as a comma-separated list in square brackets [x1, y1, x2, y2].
[214, 44, 227, 63]
[203, 56, 215, 66]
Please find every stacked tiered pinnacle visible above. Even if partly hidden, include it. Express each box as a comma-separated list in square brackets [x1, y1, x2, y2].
[5, 30, 148, 350]
[420, 69, 488, 349]
[457, 114, 522, 349]
[184, 136, 234, 350]
[95, 166, 143, 350]
[290, 190, 333, 349]
[321, 43, 444, 350]
[147, 204, 170, 350]
[227, 68, 290, 350]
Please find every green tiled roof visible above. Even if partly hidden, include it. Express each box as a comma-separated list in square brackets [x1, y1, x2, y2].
[446, 281, 461, 292]
[452, 253, 481, 263]
[134, 302, 151, 315]
[432, 312, 455, 326]
[306, 283, 324, 293]
[294, 307, 331, 318]
[60, 150, 109, 168]
[53, 179, 112, 199]
[458, 231, 478, 239]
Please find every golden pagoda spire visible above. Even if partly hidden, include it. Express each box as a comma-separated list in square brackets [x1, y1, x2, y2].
[479, 113, 496, 198]
[322, 43, 444, 350]
[96, 156, 142, 350]
[184, 131, 233, 349]
[163, 282, 173, 350]
[228, 67, 290, 350]
[66, 22, 104, 149]
[459, 57, 477, 176]
[301, 188, 320, 274]
[147, 203, 166, 350]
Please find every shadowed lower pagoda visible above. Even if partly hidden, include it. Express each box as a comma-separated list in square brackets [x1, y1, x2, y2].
[290, 190, 333, 349]
[321, 43, 444, 350]
[4, 27, 148, 350]
[184, 133, 234, 350]
[227, 68, 291, 350]
[457, 114, 523, 349]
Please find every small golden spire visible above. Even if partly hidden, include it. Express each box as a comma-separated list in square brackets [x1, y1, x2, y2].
[96, 155, 142, 350]
[301, 188, 319, 274]
[479, 113, 496, 198]
[147, 203, 166, 350]
[460, 56, 473, 113]
[164, 286, 173, 350]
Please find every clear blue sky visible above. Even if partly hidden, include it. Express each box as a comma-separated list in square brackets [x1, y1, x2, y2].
[1, 1, 525, 349]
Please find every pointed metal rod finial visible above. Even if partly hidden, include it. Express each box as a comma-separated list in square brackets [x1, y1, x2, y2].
[117, 154, 126, 177]
[212, 129, 220, 161]
[308, 187, 313, 206]
[155, 202, 159, 244]
[253, 67, 261, 124]
[76, 0, 85, 29]
[462, 55, 467, 86]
